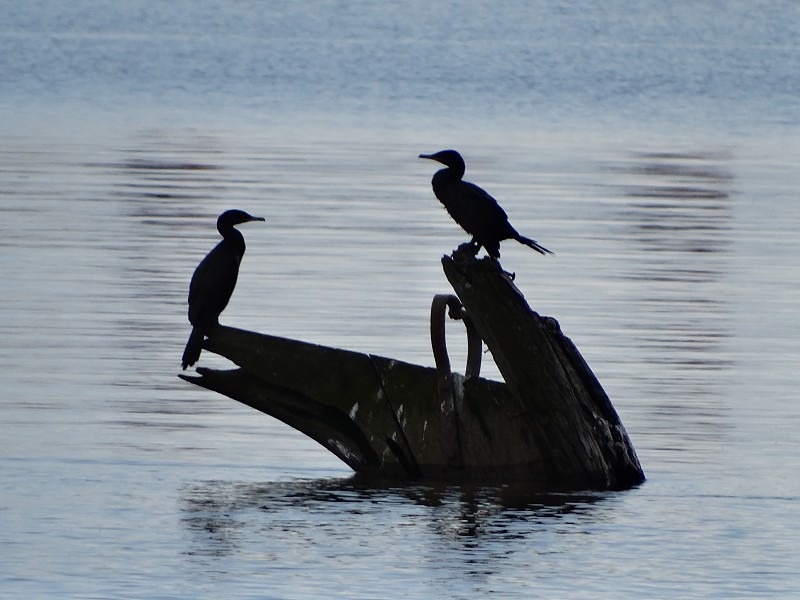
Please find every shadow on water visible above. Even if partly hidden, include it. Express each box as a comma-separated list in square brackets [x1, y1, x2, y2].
[180, 476, 615, 560]
[605, 150, 736, 457]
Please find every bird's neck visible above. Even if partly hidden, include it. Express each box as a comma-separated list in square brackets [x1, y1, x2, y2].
[443, 162, 464, 180]
[219, 226, 245, 250]
[431, 167, 462, 196]
[437, 164, 462, 181]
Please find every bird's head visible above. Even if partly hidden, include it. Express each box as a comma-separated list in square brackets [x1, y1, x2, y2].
[419, 149, 465, 171]
[217, 209, 266, 230]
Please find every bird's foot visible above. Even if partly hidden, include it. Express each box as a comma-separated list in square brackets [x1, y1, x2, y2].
[456, 241, 481, 257]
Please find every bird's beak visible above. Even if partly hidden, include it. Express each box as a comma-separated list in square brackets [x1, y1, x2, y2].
[419, 153, 435, 160]
[250, 216, 266, 222]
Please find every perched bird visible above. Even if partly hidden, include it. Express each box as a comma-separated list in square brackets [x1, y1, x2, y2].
[181, 209, 265, 370]
[419, 149, 552, 259]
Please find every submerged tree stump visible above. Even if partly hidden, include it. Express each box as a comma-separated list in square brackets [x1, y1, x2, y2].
[441, 248, 644, 489]
[180, 247, 645, 490]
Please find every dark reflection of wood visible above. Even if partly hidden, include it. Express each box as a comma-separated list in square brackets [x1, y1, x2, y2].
[180, 477, 609, 557]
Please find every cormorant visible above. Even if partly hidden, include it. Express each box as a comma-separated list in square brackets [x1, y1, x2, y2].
[419, 149, 552, 259]
[181, 209, 265, 370]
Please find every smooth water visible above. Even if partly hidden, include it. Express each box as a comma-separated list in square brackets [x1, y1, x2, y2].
[2, 2, 799, 598]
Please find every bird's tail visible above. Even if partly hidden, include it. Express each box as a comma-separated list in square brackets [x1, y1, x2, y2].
[181, 327, 204, 370]
[514, 233, 554, 256]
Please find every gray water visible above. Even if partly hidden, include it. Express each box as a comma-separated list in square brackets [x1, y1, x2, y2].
[2, 2, 799, 598]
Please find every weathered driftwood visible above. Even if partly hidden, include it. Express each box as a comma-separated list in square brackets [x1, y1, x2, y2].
[441, 247, 644, 489]
[180, 246, 645, 490]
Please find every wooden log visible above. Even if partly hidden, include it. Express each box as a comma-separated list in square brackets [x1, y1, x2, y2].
[179, 247, 645, 490]
[442, 246, 644, 489]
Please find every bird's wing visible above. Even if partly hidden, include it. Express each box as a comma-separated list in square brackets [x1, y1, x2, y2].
[188, 243, 241, 325]
[440, 180, 512, 239]
[461, 181, 509, 221]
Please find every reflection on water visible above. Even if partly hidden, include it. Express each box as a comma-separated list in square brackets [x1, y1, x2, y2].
[182, 477, 607, 557]
[604, 150, 735, 458]
[181, 476, 612, 596]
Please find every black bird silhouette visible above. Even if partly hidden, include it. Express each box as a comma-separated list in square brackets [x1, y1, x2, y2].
[181, 209, 265, 370]
[419, 149, 552, 259]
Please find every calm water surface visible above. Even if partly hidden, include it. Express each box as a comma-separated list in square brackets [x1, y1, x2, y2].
[2, 1, 799, 598]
